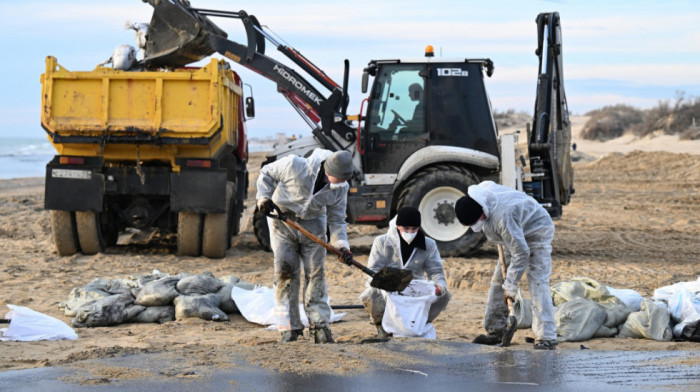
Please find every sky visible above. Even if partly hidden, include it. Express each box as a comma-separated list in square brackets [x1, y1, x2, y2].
[1, 0, 699, 140]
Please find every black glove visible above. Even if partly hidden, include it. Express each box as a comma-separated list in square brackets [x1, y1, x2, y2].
[257, 197, 275, 215]
[339, 248, 353, 265]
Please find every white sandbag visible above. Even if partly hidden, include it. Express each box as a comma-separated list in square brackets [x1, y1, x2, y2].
[381, 280, 438, 339]
[555, 298, 606, 342]
[230, 286, 344, 328]
[618, 299, 672, 341]
[552, 277, 631, 328]
[72, 294, 145, 328]
[513, 289, 533, 329]
[173, 294, 229, 322]
[606, 286, 644, 311]
[1, 305, 78, 341]
[653, 277, 700, 338]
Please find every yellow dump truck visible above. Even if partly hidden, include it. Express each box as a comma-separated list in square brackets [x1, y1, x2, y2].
[41, 56, 250, 258]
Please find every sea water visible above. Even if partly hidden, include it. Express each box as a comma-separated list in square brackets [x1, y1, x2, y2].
[0, 137, 272, 180]
[0, 137, 55, 179]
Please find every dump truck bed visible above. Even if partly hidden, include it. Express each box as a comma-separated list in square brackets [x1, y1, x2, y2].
[41, 56, 244, 164]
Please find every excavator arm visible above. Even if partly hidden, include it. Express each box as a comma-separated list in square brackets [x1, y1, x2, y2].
[140, 0, 354, 151]
[526, 12, 574, 218]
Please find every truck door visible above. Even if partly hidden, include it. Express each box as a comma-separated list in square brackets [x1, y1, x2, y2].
[362, 64, 428, 174]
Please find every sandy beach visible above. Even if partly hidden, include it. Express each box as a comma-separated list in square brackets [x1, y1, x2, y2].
[1, 116, 699, 379]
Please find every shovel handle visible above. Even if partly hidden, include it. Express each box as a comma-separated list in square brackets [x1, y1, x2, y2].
[497, 244, 514, 309]
[266, 203, 376, 278]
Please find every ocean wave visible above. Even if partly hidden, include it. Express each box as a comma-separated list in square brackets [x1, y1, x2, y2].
[0, 138, 55, 157]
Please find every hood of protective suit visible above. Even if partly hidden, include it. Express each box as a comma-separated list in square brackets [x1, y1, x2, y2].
[467, 180, 497, 218]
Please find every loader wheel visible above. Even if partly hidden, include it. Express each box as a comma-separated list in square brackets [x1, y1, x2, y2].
[397, 164, 485, 257]
[253, 208, 272, 252]
[50, 210, 80, 256]
[202, 183, 233, 259]
[177, 212, 202, 256]
[75, 211, 106, 255]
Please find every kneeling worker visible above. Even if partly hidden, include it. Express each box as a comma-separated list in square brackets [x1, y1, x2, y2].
[360, 206, 451, 338]
[455, 181, 558, 350]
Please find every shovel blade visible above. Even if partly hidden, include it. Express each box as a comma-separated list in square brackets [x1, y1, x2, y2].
[370, 267, 413, 292]
[500, 315, 518, 347]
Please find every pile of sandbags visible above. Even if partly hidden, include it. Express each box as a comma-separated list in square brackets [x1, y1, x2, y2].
[552, 277, 633, 342]
[59, 271, 254, 328]
[550, 276, 700, 342]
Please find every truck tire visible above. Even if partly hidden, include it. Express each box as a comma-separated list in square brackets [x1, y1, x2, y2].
[397, 164, 485, 257]
[50, 210, 80, 256]
[202, 183, 233, 259]
[253, 208, 271, 252]
[202, 212, 228, 258]
[75, 211, 106, 255]
[177, 212, 202, 256]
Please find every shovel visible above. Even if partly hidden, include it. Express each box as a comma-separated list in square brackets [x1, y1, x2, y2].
[498, 244, 518, 347]
[264, 203, 412, 292]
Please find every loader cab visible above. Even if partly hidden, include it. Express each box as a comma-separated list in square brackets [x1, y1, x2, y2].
[360, 59, 500, 174]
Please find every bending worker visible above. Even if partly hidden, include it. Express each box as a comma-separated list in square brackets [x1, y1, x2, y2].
[360, 206, 450, 338]
[454, 181, 557, 350]
[256, 149, 354, 343]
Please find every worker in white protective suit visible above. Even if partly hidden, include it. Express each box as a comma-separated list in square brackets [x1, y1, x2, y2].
[455, 181, 557, 350]
[256, 149, 354, 343]
[360, 206, 451, 339]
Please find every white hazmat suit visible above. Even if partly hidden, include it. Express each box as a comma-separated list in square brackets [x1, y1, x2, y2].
[467, 181, 556, 342]
[256, 149, 350, 337]
[360, 217, 451, 328]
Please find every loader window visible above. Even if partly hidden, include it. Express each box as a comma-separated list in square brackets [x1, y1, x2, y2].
[367, 65, 426, 141]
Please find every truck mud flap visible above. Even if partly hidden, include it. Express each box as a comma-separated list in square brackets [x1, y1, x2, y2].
[170, 169, 227, 214]
[45, 164, 104, 212]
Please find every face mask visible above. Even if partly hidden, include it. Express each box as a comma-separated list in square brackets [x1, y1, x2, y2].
[329, 181, 347, 190]
[470, 218, 486, 232]
[400, 231, 418, 244]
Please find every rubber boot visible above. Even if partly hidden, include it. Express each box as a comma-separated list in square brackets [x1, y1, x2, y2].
[376, 324, 392, 339]
[534, 339, 558, 350]
[280, 329, 303, 343]
[310, 327, 334, 344]
[472, 333, 502, 345]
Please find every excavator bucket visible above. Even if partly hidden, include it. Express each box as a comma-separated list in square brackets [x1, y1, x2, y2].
[141, 0, 226, 68]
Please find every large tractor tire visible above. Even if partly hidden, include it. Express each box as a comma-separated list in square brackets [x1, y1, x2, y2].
[253, 207, 272, 252]
[75, 211, 106, 255]
[50, 210, 80, 256]
[202, 183, 233, 259]
[397, 164, 485, 257]
[177, 212, 202, 256]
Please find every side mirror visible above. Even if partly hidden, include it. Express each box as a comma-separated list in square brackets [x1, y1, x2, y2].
[245, 96, 255, 118]
[361, 71, 369, 94]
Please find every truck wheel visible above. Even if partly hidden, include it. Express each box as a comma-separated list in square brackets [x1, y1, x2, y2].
[75, 211, 106, 255]
[202, 183, 233, 259]
[50, 210, 80, 256]
[397, 164, 485, 257]
[253, 208, 271, 252]
[177, 212, 202, 256]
